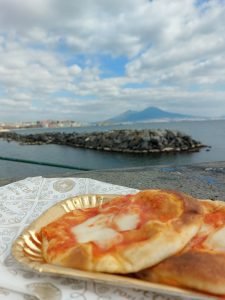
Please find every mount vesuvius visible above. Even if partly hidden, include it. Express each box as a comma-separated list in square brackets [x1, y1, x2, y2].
[106, 107, 194, 123]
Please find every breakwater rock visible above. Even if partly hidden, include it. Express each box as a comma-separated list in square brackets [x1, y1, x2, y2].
[0, 129, 207, 153]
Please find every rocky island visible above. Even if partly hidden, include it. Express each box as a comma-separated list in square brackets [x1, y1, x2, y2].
[0, 129, 206, 153]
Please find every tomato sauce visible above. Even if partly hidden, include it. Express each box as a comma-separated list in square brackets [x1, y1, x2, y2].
[42, 191, 182, 257]
[204, 211, 225, 228]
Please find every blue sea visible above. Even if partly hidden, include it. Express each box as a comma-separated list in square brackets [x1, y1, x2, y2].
[0, 120, 224, 179]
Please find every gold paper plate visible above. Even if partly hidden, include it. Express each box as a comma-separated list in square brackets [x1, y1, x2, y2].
[12, 194, 216, 300]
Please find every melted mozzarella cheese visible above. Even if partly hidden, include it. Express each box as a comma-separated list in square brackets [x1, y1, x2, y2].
[72, 212, 140, 249]
[204, 226, 225, 251]
[114, 213, 140, 231]
[72, 214, 122, 249]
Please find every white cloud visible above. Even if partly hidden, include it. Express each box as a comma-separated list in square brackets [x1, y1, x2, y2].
[0, 0, 225, 122]
[126, 1, 225, 84]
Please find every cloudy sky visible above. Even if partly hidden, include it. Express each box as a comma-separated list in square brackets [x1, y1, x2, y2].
[0, 0, 225, 122]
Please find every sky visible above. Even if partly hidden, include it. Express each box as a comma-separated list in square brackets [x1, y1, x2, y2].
[0, 0, 225, 122]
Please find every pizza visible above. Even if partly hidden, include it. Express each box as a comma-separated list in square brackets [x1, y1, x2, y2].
[137, 199, 225, 296]
[40, 189, 202, 274]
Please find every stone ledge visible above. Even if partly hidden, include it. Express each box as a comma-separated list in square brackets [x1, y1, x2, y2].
[1, 161, 224, 201]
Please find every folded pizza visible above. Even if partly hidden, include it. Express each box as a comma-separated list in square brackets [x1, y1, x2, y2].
[137, 199, 225, 295]
[40, 189, 202, 274]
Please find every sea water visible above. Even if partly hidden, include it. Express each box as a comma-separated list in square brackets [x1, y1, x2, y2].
[0, 120, 224, 178]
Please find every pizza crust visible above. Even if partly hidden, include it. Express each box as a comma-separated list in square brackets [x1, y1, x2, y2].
[41, 190, 202, 274]
[137, 199, 225, 295]
[137, 250, 225, 295]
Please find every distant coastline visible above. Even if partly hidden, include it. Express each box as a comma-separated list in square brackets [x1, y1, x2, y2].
[1, 106, 224, 132]
[1, 116, 224, 132]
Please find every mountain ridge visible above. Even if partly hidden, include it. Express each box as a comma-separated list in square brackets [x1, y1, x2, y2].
[106, 106, 195, 123]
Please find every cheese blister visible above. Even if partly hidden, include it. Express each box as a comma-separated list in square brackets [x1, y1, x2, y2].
[72, 212, 140, 249]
